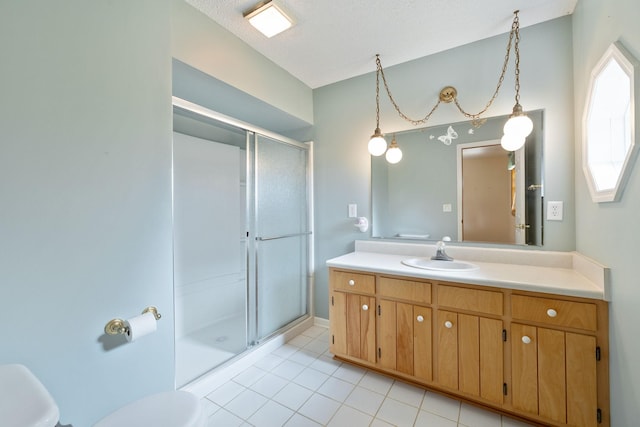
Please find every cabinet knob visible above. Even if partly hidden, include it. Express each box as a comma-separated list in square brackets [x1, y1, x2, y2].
[362, 304, 369, 311]
[546, 308, 558, 318]
[444, 320, 453, 329]
[416, 315, 424, 322]
[348, 279, 355, 286]
[522, 335, 532, 344]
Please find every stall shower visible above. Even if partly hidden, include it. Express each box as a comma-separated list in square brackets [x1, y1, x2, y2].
[172, 99, 312, 387]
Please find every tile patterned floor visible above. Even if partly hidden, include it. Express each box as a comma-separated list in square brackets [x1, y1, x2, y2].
[199, 325, 535, 427]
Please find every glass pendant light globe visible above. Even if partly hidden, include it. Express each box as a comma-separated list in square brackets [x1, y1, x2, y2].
[501, 133, 526, 151]
[368, 128, 387, 156]
[385, 141, 402, 164]
[503, 104, 533, 137]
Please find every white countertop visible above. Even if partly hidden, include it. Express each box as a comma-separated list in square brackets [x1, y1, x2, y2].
[326, 241, 610, 301]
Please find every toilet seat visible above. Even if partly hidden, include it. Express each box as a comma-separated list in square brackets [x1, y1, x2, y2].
[93, 390, 205, 427]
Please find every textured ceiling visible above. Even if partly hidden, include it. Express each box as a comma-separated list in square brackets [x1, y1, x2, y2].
[186, 0, 577, 89]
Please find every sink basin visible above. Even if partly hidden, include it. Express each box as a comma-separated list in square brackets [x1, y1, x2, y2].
[402, 258, 479, 272]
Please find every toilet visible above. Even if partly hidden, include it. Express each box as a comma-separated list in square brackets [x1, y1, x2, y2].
[0, 364, 205, 427]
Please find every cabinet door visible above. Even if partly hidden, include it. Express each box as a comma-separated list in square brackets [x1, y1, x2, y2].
[437, 310, 458, 390]
[437, 311, 503, 404]
[566, 332, 597, 427]
[329, 291, 375, 363]
[377, 299, 398, 371]
[329, 290, 347, 356]
[479, 317, 504, 404]
[414, 305, 433, 382]
[511, 323, 598, 426]
[346, 293, 376, 363]
[379, 300, 432, 378]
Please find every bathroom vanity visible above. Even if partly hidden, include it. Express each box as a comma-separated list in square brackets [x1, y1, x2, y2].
[327, 241, 609, 427]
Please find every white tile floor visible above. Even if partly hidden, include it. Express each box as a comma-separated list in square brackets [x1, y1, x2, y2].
[199, 325, 535, 427]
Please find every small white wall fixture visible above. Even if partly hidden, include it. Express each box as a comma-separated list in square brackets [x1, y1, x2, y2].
[583, 41, 639, 202]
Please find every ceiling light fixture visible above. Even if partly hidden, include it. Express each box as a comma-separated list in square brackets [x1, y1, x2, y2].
[244, 1, 293, 38]
[369, 11, 532, 160]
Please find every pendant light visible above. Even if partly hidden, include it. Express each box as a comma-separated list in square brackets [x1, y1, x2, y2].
[385, 135, 403, 164]
[501, 11, 533, 151]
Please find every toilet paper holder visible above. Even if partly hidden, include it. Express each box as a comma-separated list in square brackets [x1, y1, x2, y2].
[104, 306, 162, 336]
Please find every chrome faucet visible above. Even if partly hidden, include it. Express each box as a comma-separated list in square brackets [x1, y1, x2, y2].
[431, 240, 453, 261]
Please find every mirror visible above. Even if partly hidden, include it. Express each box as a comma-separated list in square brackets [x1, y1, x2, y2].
[583, 41, 638, 203]
[371, 111, 544, 245]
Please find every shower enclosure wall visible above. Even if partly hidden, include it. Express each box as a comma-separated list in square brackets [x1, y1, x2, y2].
[172, 98, 313, 387]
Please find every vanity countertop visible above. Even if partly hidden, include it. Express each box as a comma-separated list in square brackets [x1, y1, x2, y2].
[326, 240, 610, 301]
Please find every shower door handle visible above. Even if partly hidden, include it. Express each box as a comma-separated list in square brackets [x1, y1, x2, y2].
[255, 231, 312, 242]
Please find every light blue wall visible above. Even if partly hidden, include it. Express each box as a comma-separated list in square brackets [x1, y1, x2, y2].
[313, 17, 575, 319]
[0, 1, 173, 426]
[572, 1, 640, 424]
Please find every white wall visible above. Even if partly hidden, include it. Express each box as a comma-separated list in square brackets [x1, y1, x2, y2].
[312, 17, 576, 319]
[0, 1, 174, 425]
[572, 1, 640, 424]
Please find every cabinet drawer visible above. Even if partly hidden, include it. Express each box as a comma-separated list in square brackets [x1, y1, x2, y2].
[511, 295, 597, 331]
[378, 276, 431, 304]
[438, 285, 503, 316]
[331, 270, 375, 294]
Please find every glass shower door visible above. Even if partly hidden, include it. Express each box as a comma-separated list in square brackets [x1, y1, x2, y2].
[172, 111, 249, 387]
[252, 134, 311, 342]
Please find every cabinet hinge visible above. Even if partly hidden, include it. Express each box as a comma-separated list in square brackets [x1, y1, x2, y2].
[597, 408, 602, 424]
[502, 329, 507, 342]
[503, 383, 508, 396]
[596, 346, 601, 361]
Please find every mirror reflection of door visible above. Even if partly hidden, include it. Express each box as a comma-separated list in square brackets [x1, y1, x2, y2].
[457, 141, 525, 244]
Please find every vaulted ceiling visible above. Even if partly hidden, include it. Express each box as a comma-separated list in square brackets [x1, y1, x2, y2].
[186, 0, 577, 88]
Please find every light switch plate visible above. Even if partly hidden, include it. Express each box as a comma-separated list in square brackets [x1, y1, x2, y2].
[547, 201, 563, 221]
[443, 203, 452, 212]
[348, 204, 357, 218]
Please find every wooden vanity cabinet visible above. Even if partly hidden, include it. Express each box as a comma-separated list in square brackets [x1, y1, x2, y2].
[328, 267, 609, 427]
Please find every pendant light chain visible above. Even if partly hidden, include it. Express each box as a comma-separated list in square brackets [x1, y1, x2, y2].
[376, 54, 443, 126]
[375, 11, 521, 128]
[375, 62, 381, 129]
[513, 11, 522, 107]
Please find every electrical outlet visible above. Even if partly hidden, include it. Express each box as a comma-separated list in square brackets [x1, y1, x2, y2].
[547, 201, 563, 221]
[443, 203, 452, 212]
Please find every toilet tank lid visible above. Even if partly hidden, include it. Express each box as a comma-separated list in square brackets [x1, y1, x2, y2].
[0, 364, 60, 427]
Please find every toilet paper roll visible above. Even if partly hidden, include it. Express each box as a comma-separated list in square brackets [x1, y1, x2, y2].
[124, 312, 157, 342]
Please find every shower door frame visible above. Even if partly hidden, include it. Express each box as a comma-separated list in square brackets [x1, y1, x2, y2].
[172, 96, 314, 357]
